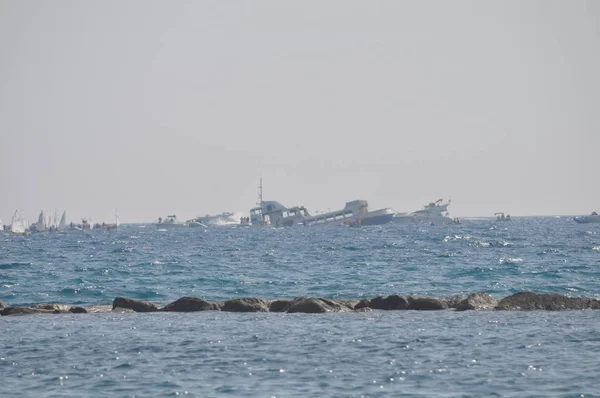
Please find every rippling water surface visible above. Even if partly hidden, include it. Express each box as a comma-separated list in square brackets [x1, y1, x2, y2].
[2, 217, 600, 396]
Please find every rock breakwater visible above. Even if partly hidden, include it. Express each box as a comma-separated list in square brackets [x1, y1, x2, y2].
[2, 292, 600, 316]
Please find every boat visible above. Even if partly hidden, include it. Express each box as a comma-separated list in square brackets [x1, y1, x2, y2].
[186, 219, 207, 228]
[10, 210, 30, 236]
[392, 199, 453, 224]
[573, 212, 600, 224]
[103, 209, 120, 230]
[196, 212, 241, 226]
[495, 212, 512, 221]
[154, 215, 186, 228]
[56, 211, 67, 232]
[303, 200, 395, 226]
[243, 179, 394, 227]
[244, 179, 310, 227]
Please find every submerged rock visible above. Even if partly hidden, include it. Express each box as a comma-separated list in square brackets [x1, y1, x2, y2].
[32, 303, 71, 313]
[112, 297, 159, 313]
[0, 301, 7, 310]
[221, 297, 270, 312]
[69, 306, 88, 314]
[495, 292, 600, 311]
[456, 293, 498, 311]
[161, 296, 217, 312]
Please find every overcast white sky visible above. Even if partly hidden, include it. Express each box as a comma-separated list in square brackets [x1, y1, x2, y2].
[1, 1, 599, 224]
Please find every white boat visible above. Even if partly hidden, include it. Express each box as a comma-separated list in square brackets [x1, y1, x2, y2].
[392, 199, 453, 224]
[103, 209, 120, 230]
[196, 212, 241, 226]
[573, 212, 600, 224]
[303, 200, 395, 227]
[57, 211, 67, 232]
[244, 179, 310, 227]
[10, 210, 30, 236]
[186, 219, 207, 228]
[154, 215, 186, 228]
[495, 212, 512, 222]
[0, 218, 4, 232]
[243, 179, 394, 227]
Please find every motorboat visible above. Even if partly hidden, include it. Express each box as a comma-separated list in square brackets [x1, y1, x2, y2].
[495, 212, 512, 221]
[573, 212, 600, 224]
[154, 215, 186, 228]
[392, 199, 453, 224]
[186, 219, 207, 228]
[244, 178, 310, 227]
[242, 179, 394, 227]
[302, 200, 395, 227]
[196, 212, 241, 226]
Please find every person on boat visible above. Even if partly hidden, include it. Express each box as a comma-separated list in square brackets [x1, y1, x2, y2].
[158, 217, 162, 223]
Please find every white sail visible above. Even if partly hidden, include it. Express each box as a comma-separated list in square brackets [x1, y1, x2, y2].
[58, 211, 67, 231]
[37, 210, 46, 231]
[115, 209, 120, 228]
[10, 211, 27, 234]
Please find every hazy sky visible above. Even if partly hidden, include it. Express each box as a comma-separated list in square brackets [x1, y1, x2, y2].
[1, 1, 599, 223]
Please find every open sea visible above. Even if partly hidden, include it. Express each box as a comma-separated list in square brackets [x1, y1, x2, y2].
[1, 217, 600, 397]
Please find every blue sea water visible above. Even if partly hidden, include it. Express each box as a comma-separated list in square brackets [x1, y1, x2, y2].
[1, 217, 600, 397]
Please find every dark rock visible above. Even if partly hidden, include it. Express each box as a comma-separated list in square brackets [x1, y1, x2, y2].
[444, 295, 468, 309]
[112, 297, 159, 313]
[456, 293, 498, 311]
[408, 297, 448, 310]
[161, 296, 217, 312]
[358, 295, 411, 310]
[32, 303, 71, 312]
[287, 297, 351, 313]
[1, 306, 56, 316]
[269, 299, 293, 312]
[221, 297, 270, 312]
[69, 306, 88, 314]
[495, 292, 600, 311]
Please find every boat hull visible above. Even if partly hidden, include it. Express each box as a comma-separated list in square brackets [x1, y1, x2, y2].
[573, 215, 600, 224]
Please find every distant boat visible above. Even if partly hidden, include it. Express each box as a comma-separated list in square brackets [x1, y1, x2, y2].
[393, 199, 453, 224]
[57, 211, 67, 232]
[154, 215, 186, 228]
[103, 209, 120, 230]
[10, 210, 30, 236]
[573, 212, 600, 224]
[495, 212, 511, 221]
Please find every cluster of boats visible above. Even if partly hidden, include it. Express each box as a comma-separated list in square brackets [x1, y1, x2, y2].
[154, 179, 458, 229]
[1, 209, 120, 236]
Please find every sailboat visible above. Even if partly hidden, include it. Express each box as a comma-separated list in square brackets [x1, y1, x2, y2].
[35, 210, 47, 232]
[57, 211, 67, 232]
[10, 210, 30, 236]
[103, 209, 120, 230]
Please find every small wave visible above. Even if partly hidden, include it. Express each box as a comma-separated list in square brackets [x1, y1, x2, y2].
[499, 257, 523, 264]
[592, 246, 600, 252]
[0, 262, 32, 270]
[443, 234, 472, 242]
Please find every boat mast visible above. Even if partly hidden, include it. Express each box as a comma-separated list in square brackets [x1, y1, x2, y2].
[257, 177, 264, 225]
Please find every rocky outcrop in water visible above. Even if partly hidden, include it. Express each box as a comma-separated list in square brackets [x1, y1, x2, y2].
[112, 297, 159, 313]
[2, 292, 600, 316]
[160, 296, 217, 312]
[495, 292, 600, 311]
